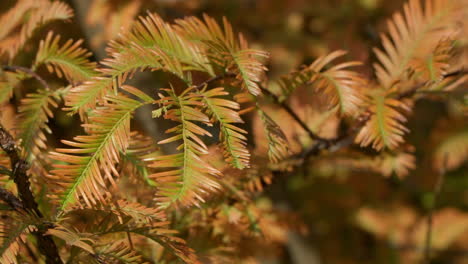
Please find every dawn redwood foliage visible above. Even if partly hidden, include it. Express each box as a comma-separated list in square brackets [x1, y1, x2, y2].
[0, 0, 467, 263]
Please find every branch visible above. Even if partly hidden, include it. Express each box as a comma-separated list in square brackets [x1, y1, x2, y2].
[0, 125, 39, 214]
[193, 73, 332, 145]
[293, 69, 467, 164]
[193, 73, 235, 91]
[392, 242, 468, 257]
[396, 69, 468, 100]
[259, 86, 333, 144]
[298, 111, 372, 161]
[442, 68, 468, 79]
[423, 157, 447, 263]
[0, 123, 63, 264]
[0, 186, 24, 211]
[1, 65, 50, 90]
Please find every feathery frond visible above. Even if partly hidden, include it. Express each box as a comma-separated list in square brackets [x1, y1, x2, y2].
[0, 82, 14, 106]
[307, 51, 365, 116]
[17, 88, 64, 158]
[231, 161, 273, 194]
[176, 15, 269, 96]
[230, 41, 269, 96]
[257, 108, 290, 163]
[355, 90, 410, 150]
[374, 0, 465, 88]
[409, 39, 453, 82]
[95, 240, 149, 264]
[64, 76, 114, 118]
[2, 2, 466, 262]
[66, 12, 214, 117]
[49, 85, 154, 211]
[121, 132, 160, 187]
[433, 129, 468, 172]
[86, 0, 142, 49]
[276, 68, 316, 102]
[65, 40, 179, 116]
[104, 200, 166, 224]
[0, 1, 73, 59]
[0, 220, 31, 264]
[151, 87, 221, 207]
[69, 208, 198, 263]
[201, 87, 250, 169]
[275, 51, 364, 116]
[100, 221, 199, 263]
[46, 225, 95, 254]
[110, 12, 213, 76]
[0, 0, 47, 41]
[0, 72, 22, 105]
[379, 151, 416, 178]
[35, 31, 97, 84]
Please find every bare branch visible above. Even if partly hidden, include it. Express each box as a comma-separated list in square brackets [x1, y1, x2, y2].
[0, 186, 24, 211]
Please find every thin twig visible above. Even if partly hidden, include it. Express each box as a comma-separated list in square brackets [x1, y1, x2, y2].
[422, 157, 447, 263]
[442, 68, 468, 78]
[297, 111, 372, 163]
[193, 73, 235, 91]
[260, 86, 333, 144]
[1, 65, 50, 90]
[126, 231, 134, 250]
[393, 242, 468, 257]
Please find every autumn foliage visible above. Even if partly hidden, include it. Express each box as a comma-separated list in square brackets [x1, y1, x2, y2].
[0, 0, 467, 263]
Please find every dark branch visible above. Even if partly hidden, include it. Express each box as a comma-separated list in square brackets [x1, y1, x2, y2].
[423, 157, 447, 263]
[193, 73, 236, 91]
[298, 111, 372, 162]
[1, 65, 50, 90]
[0, 123, 63, 264]
[396, 69, 468, 100]
[259, 86, 333, 144]
[442, 68, 468, 78]
[392, 242, 468, 257]
[0, 124, 40, 214]
[0, 186, 24, 211]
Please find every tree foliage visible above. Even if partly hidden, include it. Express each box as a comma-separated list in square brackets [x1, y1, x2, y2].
[0, 0, 466, 263]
